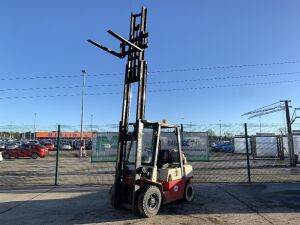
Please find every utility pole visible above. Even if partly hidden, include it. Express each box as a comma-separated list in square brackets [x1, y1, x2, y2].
[90, 114, 93, 133]
[284, 100, 295, 166]
[219, 120, 222, 142]
[244, 123, 251, 183]
[243, 100, 296, 166]
[180, 117, 184, 132]
[33, 113, 37, 140]
[21, 125, 24, 140]
[9, 122, 12, 140]
[80, 70, 86, 158]
[259, 116, 261, 135]
[55, 124, 61, 185]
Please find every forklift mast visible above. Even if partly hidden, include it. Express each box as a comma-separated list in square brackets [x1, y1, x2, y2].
[88, 7, 149, 207]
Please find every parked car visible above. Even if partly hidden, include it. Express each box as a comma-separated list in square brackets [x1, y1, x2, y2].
[3, 144, 49, 159]
[5, 143, 19, 150]
[85, 140, 93, 150]
[60, 144, 72, 150]
[29, 140, 39, 145]
[0, 142, 5, 151]
[74, 142, 82, 150]
[14, 141, 23, 146]
[211, 142, 234, 153]
[44, 142, 55, 151]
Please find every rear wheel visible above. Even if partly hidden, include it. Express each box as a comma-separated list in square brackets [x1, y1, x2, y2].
[31, 152, 38, 159]
[138, 185, 162, 218]
[3, 153, 9, 159]
[183, 182, 194, 202]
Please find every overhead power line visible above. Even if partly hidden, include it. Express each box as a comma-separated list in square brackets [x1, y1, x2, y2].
[1, 60, 300, 81]
[1, 78, 300, 100]
[148, 60, 300, 74]
[149, 71, 300, 84]
[148, 79, 300, 93]
[0, 84, 122, 92]
[0, 71, 299, 92]
[242, 101, 281, 115]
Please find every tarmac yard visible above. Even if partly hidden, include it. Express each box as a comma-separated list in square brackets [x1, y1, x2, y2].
[1, 183, 300, 225]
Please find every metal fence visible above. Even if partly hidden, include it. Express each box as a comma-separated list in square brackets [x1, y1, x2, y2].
[1, 123, 300, 187]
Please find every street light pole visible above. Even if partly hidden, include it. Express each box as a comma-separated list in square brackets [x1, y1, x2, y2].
[80, 70, 86, 158]
[284, 100, 295, 166]
[9, 122, 12, 140]
[33, 113, 37, 140]
[90, 114, 93, 133]
[219, 120, 222, 142]
[259, 116, 262, 135]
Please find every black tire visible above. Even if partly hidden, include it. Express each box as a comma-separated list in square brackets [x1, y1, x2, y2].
[31, 152, 38, 159]
[3, 153, 9, 159]
[137, 185, 162, 218]
[183, 182, 194, 202]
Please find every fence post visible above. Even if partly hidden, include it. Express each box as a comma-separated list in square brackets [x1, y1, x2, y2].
[180, 124, 184, 132]
[55, 124, 61, 186]
[244, 123, 251, 183]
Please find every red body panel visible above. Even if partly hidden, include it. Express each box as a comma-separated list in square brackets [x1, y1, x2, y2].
[5, 144, 48, 158]
[21, 148, 32, 157]
[38, 148, 48, 157]
[9, 149, 21, 157]
[162, 177, 191, 204]
[44, 143, 54, 151]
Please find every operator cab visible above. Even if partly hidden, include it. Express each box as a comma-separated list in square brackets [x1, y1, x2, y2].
[125, 120, 193, 198]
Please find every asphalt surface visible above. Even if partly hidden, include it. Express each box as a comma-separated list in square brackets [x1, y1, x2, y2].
[1, 183, 300, 225]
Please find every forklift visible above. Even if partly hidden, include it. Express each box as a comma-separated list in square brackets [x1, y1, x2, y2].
[88, 7, 194, 217]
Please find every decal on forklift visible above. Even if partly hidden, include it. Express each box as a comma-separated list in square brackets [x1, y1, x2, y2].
[168, 140, 190, 147]
[174, 185, 179, 192]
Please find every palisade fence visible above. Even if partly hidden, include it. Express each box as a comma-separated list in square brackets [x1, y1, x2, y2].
[1, 123, 300, 187]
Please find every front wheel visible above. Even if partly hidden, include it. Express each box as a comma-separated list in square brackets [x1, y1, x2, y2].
[183, 182, 194, 202]
[138, 185, 162, 218]
[31, 152, 38, 159]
